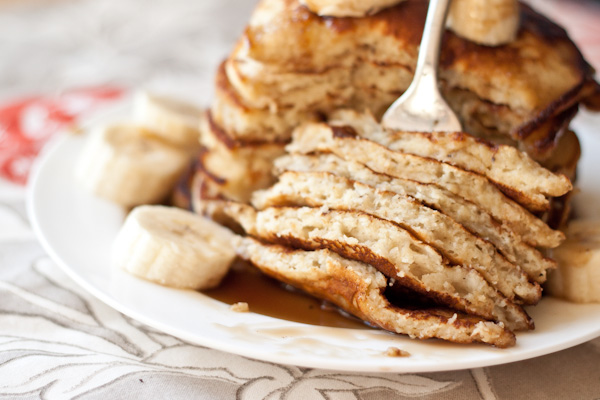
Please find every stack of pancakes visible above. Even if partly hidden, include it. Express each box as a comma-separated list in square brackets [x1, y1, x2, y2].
[195, 0, 599, 224]
[181, 0, 600, 346]
[209, 109, 570, 346]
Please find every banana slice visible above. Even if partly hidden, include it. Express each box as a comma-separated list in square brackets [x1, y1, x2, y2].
[300, 0, 404, 17]
[76, 123, 190, 207]
[447, 0, 520, 46]
[112, 205, 237, 290]
[133, 92, 203, 149]
[546, 219, 600, 303]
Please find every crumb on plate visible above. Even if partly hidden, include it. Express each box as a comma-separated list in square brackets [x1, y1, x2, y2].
[385, 347, 410, 357]
[230, 302, 250, 313]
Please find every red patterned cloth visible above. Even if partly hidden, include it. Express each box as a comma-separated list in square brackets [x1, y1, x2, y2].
[0, 87, 123, 185]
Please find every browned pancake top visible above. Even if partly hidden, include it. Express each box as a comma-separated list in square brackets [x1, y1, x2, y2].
[239, 0, 595, 114]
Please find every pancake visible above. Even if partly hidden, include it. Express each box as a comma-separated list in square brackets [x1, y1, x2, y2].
[212, 61, 321, 142]
[328, 109, 572, 205]
[225, 57, 412, 113]
[287, 121, 564, 247]
[217, 59, 402, 141]
[225, 202, 533, 331]
[225, 58, 355, 111]
[226, 55, 584, 162]
[237, 237, 516, 347]
[252, 170, 543, 303]
[175, 0, 594, 347]
[188, 166, 250, 235]
[199, 111, 285, 202]
[441, 88, 579, 161]
[273, 153, 555, 283]
[541, 129, 582, 229]
[229, 0, 598, 156]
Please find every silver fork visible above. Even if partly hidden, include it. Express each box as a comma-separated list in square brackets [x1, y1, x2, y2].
[381, 0, 462, 133]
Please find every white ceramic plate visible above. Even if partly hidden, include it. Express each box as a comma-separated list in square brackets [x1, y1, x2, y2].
[27, 111, 600, 373]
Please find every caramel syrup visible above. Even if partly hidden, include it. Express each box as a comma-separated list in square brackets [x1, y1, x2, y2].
[204, 259, 369, 330]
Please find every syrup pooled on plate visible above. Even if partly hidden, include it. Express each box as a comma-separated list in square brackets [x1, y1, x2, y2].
[204, 259, 370, 330]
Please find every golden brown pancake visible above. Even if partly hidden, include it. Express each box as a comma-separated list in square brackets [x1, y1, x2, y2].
[199, 111, 285, 202]
[225, 202, 533, 331]
[237, 236, 517, 347]
[253, 170, 550, 290]
[328, 109, 572, 206]
[272, 152, 556, 283]
[228, 0, 598, 157]
[212, 61, 323, 141]
[287, 121, 564, 247]
[176, 0, 597, 348]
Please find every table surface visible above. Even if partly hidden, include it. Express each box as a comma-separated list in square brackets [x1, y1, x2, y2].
[1, 0, 600, 399]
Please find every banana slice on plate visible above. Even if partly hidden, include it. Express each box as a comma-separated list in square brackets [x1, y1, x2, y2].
[133, 92, 203, 150]
[112, 205, 237, 290]
[76, 123, 190, 207]
[447, 0, 520, 46]
[546, 219, 600, 303]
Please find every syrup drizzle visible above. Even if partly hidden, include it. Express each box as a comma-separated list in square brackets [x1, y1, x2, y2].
[204, 260, 369, 330]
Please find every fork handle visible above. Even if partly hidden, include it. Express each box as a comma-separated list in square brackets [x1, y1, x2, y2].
[412, 0, 452, 93]
[381, 0, 461, 132]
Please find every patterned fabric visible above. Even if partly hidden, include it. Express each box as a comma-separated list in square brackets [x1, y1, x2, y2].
[1, 0, 599, 398]
[1, 204, 599, 399]
[0, 87, 122, 184]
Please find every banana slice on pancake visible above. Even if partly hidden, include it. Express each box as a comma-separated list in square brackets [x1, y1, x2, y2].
[76, 123, 190, 207]
[112, 205, 236, 289]
[447, 0, 520, 46]
[299, 0, 404, 17]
